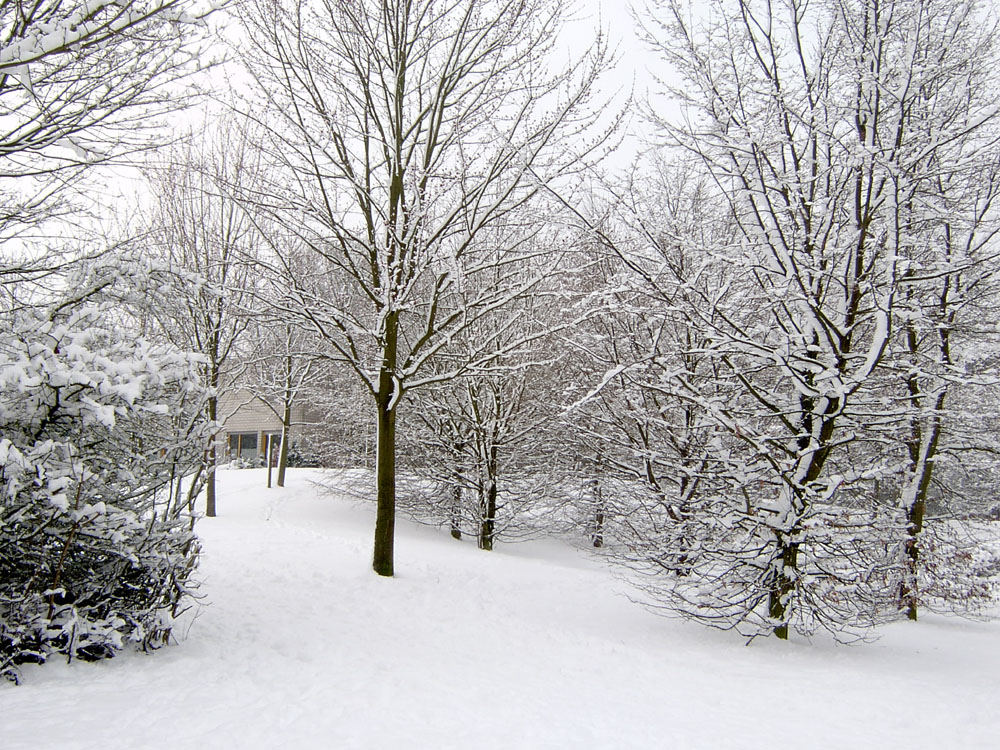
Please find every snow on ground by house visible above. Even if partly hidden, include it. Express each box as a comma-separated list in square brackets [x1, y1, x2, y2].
[5, 468, 999, 749]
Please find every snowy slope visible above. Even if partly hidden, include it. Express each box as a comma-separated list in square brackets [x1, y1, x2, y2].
[5, 468, 999, 749]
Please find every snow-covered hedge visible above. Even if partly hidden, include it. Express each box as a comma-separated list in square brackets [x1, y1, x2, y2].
[0, 280, 210, 684]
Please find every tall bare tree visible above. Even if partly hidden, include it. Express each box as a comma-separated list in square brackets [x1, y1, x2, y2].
[144, 129, 263, 516]
[634, 0, 1000, 638]
[401, 245, 580, 550]
[234, 0, 609, 575]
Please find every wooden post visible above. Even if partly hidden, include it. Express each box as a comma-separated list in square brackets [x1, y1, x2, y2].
[266, 433, 273, 488]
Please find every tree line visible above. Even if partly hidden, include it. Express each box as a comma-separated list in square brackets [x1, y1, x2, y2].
[4, 0, 1000, 684]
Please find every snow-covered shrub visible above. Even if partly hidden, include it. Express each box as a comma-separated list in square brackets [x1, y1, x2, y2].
[0, 279, 210, 684]
[606, 478, 911, 640]
[224, 456, 256, 470]
[911, 520, 1000, 618]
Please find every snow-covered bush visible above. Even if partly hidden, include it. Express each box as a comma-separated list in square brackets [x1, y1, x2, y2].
[604, 481, 903, 640]
[0, 270, 210, 684]
[910, 521, 1000, 618]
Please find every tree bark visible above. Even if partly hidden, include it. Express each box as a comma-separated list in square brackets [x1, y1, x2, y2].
[450, 476, 463, 541]
[372, 313, 399, 577]
[478, 482, 496, 551]
[768, 535, 800, 640]
[478, 445, 498, 551]
[449, 440, 465, 539]
[901, 498, 926, 621]
[277, 398, 291, 487]
[899, 314, 947, 621]
[205, 394, 218, 517]
[266, 433, 274, 488]
[373, 393, 397, 575]
[590, 477, 604, 548]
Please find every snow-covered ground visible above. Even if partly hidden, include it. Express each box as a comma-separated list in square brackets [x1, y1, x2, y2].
[5, 468, 999, 749]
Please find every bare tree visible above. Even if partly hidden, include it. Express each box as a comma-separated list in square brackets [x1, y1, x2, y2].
[0, 0, 214, 245]
[401, 252, 580, 550]
[142, 128, 265, 516]
[233, 0, 610, 575]
[888, 132, 1000, 620]
[244, 319, 323, 487]
[624, 0, 1000, 638]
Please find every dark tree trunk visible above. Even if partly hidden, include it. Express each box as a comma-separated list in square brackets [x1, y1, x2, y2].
[768, 536, 800, 640]
[901, 498, 926, 621]
[449, 440, 465, 540]
[768, 393, 837, 640]
[205, 394, 218, 517]
[899, 409, 939, 622]
[478, 481, 496, 551]
[590, 477, 605, 548]
[174, 472, 184, 518]
[478, 445, 498, 551]
[899, 318, 946, 622]
[373, 391, 397, 575]
[450, 479, 463, 540]
[266, 433, 273, 488]
[372, 314, 399, 577]
[185, 463, 204, 514]
[277, 398, 291, 487]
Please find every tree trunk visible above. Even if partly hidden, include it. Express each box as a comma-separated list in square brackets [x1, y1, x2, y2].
[277, 351, 293, 487]
[767, 400, 835, 640]
[173, 472, 184, 519]
[478, 480, 496, 551]
[478, 446, 498, 551]
[768, 535, 800, 640]
[185, 463, 204, 514]
[590, 477, 605, 548]
[277, 400, 291, 487]
[450, 440, 465, 539]
[450, 476, 463, 540]
[901, 498, 926, 621]
[899, 413, 940, 621]
[899, 325, 945, 621]
[372, 314, 399, 577]
[205, 394, 218, 517]
[373, 390, 397, 575]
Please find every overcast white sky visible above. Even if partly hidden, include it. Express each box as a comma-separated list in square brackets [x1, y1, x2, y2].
[567, 0, 679, 168]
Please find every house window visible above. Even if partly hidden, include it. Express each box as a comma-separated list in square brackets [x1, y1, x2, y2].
[228, 432, 259, 462]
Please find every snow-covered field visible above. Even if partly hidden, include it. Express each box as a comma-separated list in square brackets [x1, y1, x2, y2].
[5, 468, 999, 749]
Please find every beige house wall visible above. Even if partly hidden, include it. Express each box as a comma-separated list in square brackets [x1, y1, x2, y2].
[216, 389, 311, 464]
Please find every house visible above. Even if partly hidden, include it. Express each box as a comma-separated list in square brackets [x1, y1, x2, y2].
[217, 389, 311, 466]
